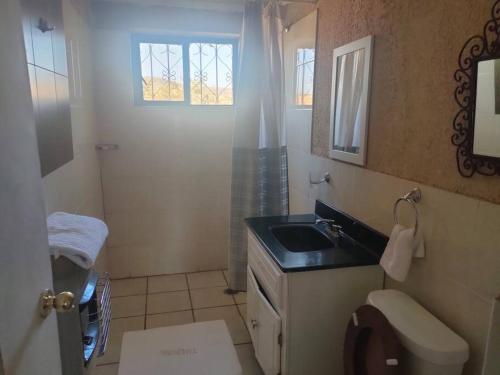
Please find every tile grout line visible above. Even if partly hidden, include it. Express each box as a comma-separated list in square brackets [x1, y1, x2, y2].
[236, 303, 245, 323]
[189, 285, 229, 291]
[221, 269, 239, 305]
[146, 288, 189, 295]
[185, 273, 196, 322]
[111, 288, 191, 298]
[145, 308, 193, 317]
[221, 268, 229, 284]
[111, 314, 146, 320]
[144, 277, 149, 329]
[110, 268, 225, 282]
[114, 302, 241, 321]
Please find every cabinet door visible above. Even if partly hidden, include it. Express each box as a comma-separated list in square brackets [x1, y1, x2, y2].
[247, 267, 281, 375]
[247, 267, 260, 346]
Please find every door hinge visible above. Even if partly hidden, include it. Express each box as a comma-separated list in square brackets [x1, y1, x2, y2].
[278, 333, 282, 346]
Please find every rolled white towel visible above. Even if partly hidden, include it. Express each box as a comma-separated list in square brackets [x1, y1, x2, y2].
[380, 224, 425, 282]
[47, 212, 108, 269]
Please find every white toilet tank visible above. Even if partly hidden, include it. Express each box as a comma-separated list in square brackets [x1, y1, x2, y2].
[367, 290, 469, 375]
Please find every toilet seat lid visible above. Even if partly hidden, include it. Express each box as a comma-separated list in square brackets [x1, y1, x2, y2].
[367, 290, 469, 365]
[344, 305, 402, 375]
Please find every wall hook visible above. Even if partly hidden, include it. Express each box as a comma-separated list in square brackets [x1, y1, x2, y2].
[37, 18, 55, 33]
[309, 172, 331, 185]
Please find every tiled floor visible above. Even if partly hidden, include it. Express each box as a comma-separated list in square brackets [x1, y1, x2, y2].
[94, 270, 262, 375]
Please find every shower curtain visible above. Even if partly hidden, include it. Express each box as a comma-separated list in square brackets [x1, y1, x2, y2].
[228, 0, 288, 291]
[334, 49, 365, 150]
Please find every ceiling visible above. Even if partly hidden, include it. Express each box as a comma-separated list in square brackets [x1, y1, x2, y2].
[92, 0, 317, 13]
[92, 0, 247, 12]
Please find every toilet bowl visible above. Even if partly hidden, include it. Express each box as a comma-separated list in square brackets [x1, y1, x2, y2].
[344, 289, 469, 375]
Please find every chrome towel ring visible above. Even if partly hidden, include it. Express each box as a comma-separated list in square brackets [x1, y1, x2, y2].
[393, 188, 422, 238]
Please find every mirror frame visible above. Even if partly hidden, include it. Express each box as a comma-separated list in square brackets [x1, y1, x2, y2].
[329, 35, 374, 166]
[452, 0, 500, 177]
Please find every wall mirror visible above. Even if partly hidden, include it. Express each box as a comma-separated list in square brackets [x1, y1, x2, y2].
[474, 59, 500, 157]
[329, 35, 373, 166]
[452, 0, 500, 177]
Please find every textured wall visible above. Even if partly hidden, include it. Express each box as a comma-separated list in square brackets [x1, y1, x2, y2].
[312, 0, 500, 203]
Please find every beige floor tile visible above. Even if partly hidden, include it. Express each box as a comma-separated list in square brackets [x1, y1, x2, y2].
[96, 316, 144, 365]
[111, 295, 146, 318]
[111, 277, 147, 297]
[235, 344, 264, 375]
[148, 273, 188, 294]
[190, 286, 234, 309]
[233, 291, 247, 304]
[194, 306, 251, 344]
[223, 269, 230, 283]
[147, 290, 191, 314]
[93, 363, 119, 375]
[238, 304, 247, 322]
[187, 271, 227, 289]
[146, 310, 194, 329]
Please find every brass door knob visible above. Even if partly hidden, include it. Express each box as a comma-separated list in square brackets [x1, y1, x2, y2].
[39, 290, 75, 317]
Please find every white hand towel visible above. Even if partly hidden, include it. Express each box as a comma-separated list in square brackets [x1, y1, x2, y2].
[413, 233, 426, 258]
[380, 224, 424, 282]
[47, 212, 108, 269]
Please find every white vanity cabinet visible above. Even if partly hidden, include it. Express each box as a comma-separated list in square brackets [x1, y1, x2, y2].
[246, 230, 384, 375]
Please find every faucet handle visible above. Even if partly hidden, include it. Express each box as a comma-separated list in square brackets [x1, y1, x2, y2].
[315, 218, 335, 225]
[316, 219, 342, 231]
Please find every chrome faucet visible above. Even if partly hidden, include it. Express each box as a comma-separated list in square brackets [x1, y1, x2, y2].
[315, 218, 343, 237]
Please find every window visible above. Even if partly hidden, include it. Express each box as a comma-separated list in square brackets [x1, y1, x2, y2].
[132, 35, 236, 106]
[295, 48, 315, 106]
[189, 43, 234, 105]
[140, 43, 185, 102]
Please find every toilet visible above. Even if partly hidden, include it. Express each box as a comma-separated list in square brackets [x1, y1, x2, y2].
[344, 289, 469, 375]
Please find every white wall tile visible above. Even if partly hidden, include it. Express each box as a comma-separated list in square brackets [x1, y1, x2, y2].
[41, 0, 107, 269]
[93, 25, 233, 277]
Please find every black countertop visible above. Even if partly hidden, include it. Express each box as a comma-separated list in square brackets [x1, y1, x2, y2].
[245, 201, 388, 273]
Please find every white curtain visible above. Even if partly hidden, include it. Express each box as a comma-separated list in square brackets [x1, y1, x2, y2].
[228, 0, 288, 291]
[334, 49, 365, 150]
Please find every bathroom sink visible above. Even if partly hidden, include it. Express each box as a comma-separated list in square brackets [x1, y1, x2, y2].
[270, 224, 335, 252]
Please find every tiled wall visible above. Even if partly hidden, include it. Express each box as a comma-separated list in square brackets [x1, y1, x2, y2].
[289, 153, 500, 375]
[285, 11, 500, 375]
[92, 4, 241, 278]
[41, 0, 106, 270]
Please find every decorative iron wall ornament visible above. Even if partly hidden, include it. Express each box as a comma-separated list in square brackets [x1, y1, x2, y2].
[452, 0, 500, 177]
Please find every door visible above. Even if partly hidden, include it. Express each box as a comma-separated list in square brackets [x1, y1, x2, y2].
[0, 0, 62, 374]
[247, 267, 281, 375]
